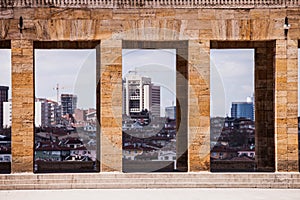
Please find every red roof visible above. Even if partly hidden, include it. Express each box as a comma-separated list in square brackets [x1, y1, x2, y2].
[211, 145, 237, 153]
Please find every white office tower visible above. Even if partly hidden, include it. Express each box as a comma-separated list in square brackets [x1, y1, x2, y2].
[3, 101, 11, 128]
[123, 72, 160, 118]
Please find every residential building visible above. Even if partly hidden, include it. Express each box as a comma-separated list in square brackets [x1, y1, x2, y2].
[211, 145, 238, 160]
[0, 86, 9, 129]
[237, 149, 255, 158]
[158, 141, 176, 161]
[122, 145, 143, 160]
[86, 110, 96, 123]
[74, 108, 87, 126]
[0, 134, 11, 162]
[35, 98, 60, 127]
[61, 94, 77, 115]
[35, 99, 50, 127]
[48, 100, 61, 125]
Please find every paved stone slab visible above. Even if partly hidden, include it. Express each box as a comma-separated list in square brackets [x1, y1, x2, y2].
[1, 189, 300, 200]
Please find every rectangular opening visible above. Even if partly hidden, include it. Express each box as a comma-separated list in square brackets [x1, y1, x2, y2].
[210, 41, 275, 172]
[33, 41, 100, 173]
[210, 49, 255, 172]
[0, 41, 11, 174]
[122, 41, 188, 172]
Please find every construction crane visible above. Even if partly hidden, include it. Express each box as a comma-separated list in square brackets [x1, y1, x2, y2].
[53, 83, 64, 104]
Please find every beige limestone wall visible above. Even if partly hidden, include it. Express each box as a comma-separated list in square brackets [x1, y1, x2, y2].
[100, 39, 123, 172]
[188, 39, 210, 171]
[0, 7, 298, 172]
[11, 40, 34, 173]
[275, 39, 299, 172]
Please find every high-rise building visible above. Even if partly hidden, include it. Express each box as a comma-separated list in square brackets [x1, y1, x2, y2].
[0, 86, 9, 129]
[4, 98, 60, 128]
[123, 73, 160, 118]
[3, 100, 11, 128]
[47, 99, 61, 125]
[165, 106, 176, 120]
[35, 98, 60, 127]
[231, 100, 254, 121]
[151, 85, 161, 117]
[61, 94, 77, 115]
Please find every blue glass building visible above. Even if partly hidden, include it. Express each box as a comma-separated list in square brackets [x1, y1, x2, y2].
[231, 102, 254, 121]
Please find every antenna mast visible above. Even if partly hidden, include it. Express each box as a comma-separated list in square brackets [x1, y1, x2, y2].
[55, 83, 59, 104]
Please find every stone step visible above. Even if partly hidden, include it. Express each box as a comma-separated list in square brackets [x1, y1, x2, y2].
[1, 173, 299, 180]
[1, 173, 300, 189]
[1, 182, 300, 190]
[2, 177, 300, 185]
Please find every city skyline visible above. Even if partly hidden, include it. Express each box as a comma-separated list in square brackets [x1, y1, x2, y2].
[1, 49, 300, 115]
[210, 49, 255, 117]
[122, 49, 176, 116]
[35, 49, 96, 109]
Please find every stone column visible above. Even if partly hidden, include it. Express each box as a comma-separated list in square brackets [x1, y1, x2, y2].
[100, 39, 123, 172]
[11, 40, 34, 173]
[176, 41, 189, 172]
[274, 39, 299, 172]
[188, 40, 210, 172]
[255, 41, 276, 172]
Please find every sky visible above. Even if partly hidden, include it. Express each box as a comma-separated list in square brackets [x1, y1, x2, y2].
[0, 49, 11, 99]
[35, 49, 96, 109]
[1, 48, 300, 115]
[122, 49, 176, 117]
[210, 49, 255, 117]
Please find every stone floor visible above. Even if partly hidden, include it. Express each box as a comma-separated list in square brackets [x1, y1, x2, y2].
[2, 173, 300, 189]
[1, 188, 300, 200]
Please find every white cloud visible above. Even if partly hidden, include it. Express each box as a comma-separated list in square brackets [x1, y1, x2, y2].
[211, 49, 254, 117]
[123, 49, 176, 77]
[1, 47, 300, 117]
[35, 49, 96, 109]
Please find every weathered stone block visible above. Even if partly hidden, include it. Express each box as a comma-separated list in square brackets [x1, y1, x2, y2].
[216, 10, 235, 20]
[250, 9, 270, 19]
[175, 9, 198, 20]
[0, 6, 298, 174]
[13, 8, 35, 20]
[251, 19, 270, 40]
[156, 9, 175, 19]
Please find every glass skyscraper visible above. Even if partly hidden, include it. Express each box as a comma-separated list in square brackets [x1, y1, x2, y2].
[231, 102, 254, 121]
